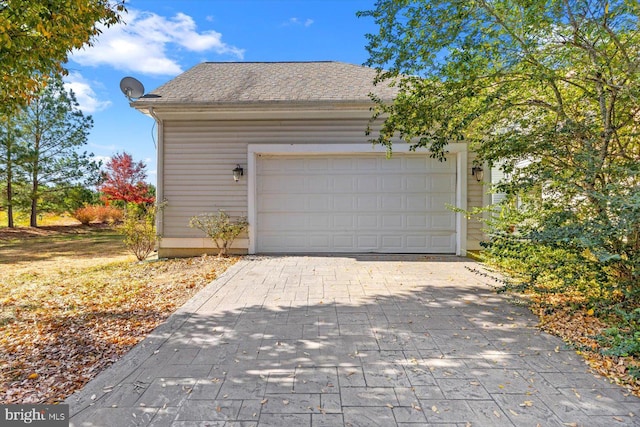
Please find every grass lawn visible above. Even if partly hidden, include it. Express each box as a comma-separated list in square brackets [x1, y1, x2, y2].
[0, 223, 238, 404]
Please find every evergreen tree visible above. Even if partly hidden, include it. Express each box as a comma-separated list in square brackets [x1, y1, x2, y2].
[18, 75, 98, 227]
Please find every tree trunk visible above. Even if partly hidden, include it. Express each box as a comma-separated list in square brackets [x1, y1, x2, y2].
[30, 174, 38, 227]
[4, 121, 15, 228]
[6, 178, 13, 228]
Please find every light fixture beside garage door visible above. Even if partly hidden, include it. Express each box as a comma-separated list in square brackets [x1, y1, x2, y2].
[233, 164, 244, 182]
[471, 164, 484, 182]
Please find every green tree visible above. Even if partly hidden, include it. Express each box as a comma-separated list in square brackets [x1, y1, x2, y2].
[360, 1, 640, 302]
[18, 75, 99, 227]
[0, 0, 124, 115]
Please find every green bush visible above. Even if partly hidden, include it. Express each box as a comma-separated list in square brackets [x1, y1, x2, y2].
[120, 203, 158, 261]
[189, 210, 248, 256]
[596, 308, 640, 363]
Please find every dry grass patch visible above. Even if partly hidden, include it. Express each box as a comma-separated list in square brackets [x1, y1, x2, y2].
[0, 225, 238, 403]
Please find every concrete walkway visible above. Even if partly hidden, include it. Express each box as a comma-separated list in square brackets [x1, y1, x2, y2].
[67, 255, 639, 426]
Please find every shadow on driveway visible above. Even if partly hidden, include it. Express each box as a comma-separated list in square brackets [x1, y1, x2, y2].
[67, 255, 640, 426]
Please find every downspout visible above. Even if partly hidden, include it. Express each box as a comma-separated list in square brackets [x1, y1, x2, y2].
[148, 107, 164, 238]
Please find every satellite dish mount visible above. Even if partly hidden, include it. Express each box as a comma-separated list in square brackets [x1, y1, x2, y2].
[120, 77, 145, 101]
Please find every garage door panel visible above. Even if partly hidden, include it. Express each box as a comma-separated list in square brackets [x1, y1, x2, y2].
[357, 215, 378, 228]
[428, 193, 456, 209]
[430, 214, 456, 229]
[382, 175, 403, 191]
[406, 176, 428, 191]
[308, 177, 330, 192]
[357, 195, 378, 210]
[357, 235, 378, 248]
[332, 176, 356, 192]
[406, 195, 428, 210]
[334, 196, 355, 210]
[381, 235, 403, 249]
[257, 154, 457, 253]
[309, 216, 331, 229]
[406, 215, 427, 228]
[356, 176, 379, 192]
[406, 235, 428, 249]
[381, 157, 403, 170]
[260, 213, 306, 230]
[332, 158, 354, 171]
[334, 215, 355, 228]
[309, 235, 331, 249]
[381, 195, 404, 210]
[334, 235, 355, 248]
[357, 158, 377, 170]
[308, 195, 331, 211]
[382, 215, 403, 228]
[431, 235, 457, 251]
[308, 158, 330, 170]
[260, 176, 307, 193]
[424, 157, 456, 172]
[429, 175, 457, 192]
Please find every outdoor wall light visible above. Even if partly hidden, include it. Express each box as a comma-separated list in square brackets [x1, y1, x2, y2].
[233, 164, 244, 182]
[472, 165, 484, 182]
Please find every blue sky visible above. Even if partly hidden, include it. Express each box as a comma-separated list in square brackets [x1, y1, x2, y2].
[65, 0, 379, 184]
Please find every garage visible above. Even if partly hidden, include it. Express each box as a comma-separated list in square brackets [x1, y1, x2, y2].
[254, 153, 458, 253]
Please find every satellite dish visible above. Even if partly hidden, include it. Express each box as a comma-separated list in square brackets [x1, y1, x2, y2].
[119, 76, 145, 100]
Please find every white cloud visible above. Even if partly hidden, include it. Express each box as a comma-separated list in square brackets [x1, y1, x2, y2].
[70, 9, 244, 76]
[64, 72, 112, 114]
[284, 17, 314, 27]
[93, 155, 113, 165]
[89, 143, 119, 151]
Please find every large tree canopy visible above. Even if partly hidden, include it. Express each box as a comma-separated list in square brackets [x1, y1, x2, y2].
[360, 1, 640, 302]
[0, 0, 125, 114]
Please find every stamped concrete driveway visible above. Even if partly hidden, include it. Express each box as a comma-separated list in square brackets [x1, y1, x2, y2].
[67, 255, 639, 426]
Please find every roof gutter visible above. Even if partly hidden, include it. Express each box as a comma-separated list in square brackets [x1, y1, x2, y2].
[148, 106, 164, 237]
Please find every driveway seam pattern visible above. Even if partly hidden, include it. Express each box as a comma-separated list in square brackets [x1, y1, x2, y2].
[67, 255, 640, 426]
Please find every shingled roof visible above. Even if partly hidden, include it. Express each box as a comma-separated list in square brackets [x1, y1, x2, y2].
[134, 61, 398, 107]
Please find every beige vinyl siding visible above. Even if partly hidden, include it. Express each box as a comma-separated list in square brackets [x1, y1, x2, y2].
[466, 152, 485, 250]
[160, 118, 485, 253]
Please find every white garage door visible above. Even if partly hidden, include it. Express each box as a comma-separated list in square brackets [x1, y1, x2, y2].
[256, 154, 457, 253]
